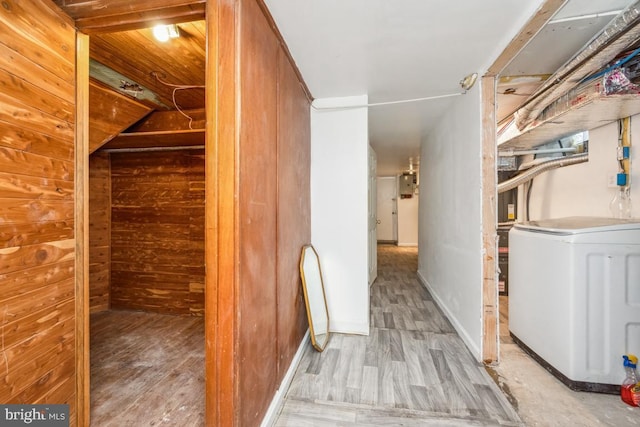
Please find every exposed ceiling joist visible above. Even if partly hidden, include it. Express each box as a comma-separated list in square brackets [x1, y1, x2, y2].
[127, 109, 206, 133]
[53, 0, 205, 33]
[487, 0, 568, 76]
[102, 129, 205, 151]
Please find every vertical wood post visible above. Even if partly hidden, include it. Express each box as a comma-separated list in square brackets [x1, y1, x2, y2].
[482, 0, 567, 364]
[75, 31, 90, 427]
[481, 75, 498, 363]
[205, 0, 239, 425]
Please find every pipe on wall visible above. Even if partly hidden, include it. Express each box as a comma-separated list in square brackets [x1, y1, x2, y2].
[498, 147, 577, 157]
[497, 153, 588, 194]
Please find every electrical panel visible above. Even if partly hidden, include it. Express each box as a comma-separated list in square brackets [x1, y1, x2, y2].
[399, 173, 416, 198]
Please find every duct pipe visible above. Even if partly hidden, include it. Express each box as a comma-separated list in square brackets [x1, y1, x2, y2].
[514, 2, 640, 130]
[498, 153, 588, 194]
[548, 10, 622, 25]
[498, 147, 577, 157]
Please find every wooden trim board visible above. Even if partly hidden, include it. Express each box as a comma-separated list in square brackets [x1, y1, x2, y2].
[205, 0, 238, 425]
[486, 0, 567, 77]
[481, 75, 498, 364]
[480, 0, 567, 364]
[75, 31, 90, 427]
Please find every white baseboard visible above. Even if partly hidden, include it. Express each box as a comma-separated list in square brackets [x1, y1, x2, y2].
[397, 243, 418, 247]
[260, 329, 309, 427]
[416, 270, 481, 361]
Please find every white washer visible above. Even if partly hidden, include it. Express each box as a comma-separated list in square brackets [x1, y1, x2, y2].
[509, 217, 640, 391]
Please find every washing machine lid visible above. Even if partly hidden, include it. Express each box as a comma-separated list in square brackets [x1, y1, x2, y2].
[513, 216, 640, 235]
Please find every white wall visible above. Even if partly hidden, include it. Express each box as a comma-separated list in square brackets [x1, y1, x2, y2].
[418, 87, 483, 359]
[397, 194, 419, 246]
[310, 95, 370, 335]
[524, 116, 640, 220]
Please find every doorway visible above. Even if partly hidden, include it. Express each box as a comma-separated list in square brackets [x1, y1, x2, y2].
[376, 176, 397, 243]
[81, 19, 207, 425]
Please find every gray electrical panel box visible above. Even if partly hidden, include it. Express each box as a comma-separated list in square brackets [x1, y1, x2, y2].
[399, 173, 416, 197]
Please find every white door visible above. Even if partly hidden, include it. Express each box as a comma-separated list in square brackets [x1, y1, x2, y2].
[368, 146, 378, 285]
[376, 176, 397, 242]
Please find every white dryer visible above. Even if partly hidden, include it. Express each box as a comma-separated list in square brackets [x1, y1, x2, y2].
[509, 216, 640, 392]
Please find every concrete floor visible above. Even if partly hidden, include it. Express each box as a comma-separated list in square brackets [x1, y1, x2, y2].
[494, 296, 640, 426]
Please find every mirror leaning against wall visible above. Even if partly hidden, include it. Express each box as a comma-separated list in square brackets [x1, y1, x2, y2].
[300, 244, 330, 351]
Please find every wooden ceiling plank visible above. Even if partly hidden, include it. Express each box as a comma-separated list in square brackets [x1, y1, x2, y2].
[135, 24, 206, 104]
[101, 130, 205, 151]
[90, 22, 205, 110]
[73, 6, 205, 34]
[55, 0, 205, 20]
[90, 37, 175, 108]
[128, 109, 206, 133]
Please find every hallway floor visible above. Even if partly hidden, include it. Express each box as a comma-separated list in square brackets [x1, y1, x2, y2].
[275, 244, 640, 426]
[275, 245, 521, 426]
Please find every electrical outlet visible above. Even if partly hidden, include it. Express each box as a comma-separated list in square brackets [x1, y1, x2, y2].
[608, 174, 618, 188]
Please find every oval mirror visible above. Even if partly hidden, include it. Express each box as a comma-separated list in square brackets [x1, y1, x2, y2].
[300, 245, 330, 351]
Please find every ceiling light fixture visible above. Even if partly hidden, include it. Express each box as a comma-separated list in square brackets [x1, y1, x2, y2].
[460, 73, 478, 92]
[153, 24, 180, 42]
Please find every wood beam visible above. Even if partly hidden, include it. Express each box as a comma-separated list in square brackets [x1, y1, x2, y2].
[481, 75, 498, 364]
[486, 0, 567, 76]
[75, 31, 90, 427]
[206, 0, 238, 425]
[102, 130, 205, 150]
[55, 0, 206, 33]
[128, 109, 207, 132]
[481, 0, 567, 364]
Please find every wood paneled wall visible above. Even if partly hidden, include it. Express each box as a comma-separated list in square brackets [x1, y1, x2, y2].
[0, 0, 77, 420]
[89, 152, 111, 312]
[236, 0, 311, 425]
[109, 149, 205, 316]
[238, 0, 279, 421]
[276, 45, 312, 384]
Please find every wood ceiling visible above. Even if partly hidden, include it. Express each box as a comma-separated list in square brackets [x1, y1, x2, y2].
[53, 0, 206, 152]
[53, 0, 205, 33]
[90, 21, 206, 111]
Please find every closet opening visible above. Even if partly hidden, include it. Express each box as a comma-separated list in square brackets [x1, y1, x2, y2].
[85, 19, 206, 425]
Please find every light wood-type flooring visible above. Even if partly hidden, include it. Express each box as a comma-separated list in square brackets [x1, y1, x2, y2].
[90, 310, 204, 426]
[275, 244, 523, 426]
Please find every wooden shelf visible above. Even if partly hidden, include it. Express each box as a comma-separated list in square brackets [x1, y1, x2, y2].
[498, 94, 640, 150]
[100, 129, 205, 150]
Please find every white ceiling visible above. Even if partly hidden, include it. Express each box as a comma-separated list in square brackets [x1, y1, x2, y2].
[264, 0, 637, 176]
